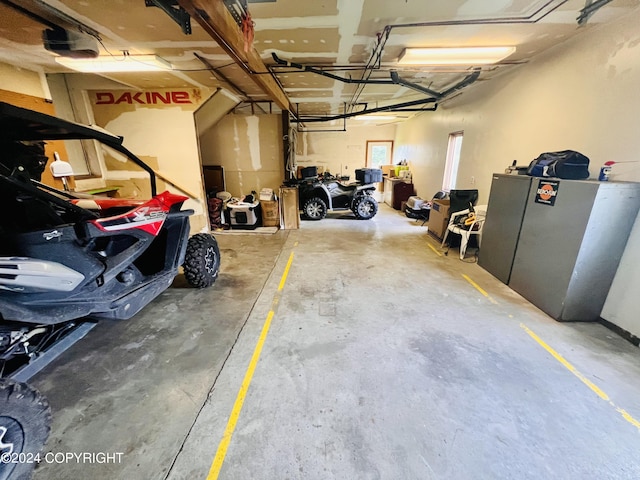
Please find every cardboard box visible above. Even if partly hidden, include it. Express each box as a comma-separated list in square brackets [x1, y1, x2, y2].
[381, 165, 394, 176]
[261, 200, 280, 227]
[259, 188, 274, 201]
[428, 199, 451, 239]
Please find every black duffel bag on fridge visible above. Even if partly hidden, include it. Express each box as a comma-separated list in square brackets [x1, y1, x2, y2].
[526, 150, 590, 179]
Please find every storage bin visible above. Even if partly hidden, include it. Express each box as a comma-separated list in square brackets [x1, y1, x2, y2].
[300, 166, 317, 179]
[406, 196, 425, 209]
[355, 168, 383, 184]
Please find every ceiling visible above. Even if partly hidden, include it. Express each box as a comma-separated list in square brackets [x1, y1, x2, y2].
[1, 0, 639, 125]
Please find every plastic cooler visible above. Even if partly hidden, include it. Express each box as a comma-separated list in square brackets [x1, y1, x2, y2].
[228, 201, 260, 229]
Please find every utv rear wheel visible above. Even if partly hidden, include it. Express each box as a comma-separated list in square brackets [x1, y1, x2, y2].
[302, 197, 327, 221]
[0, 380, 51, 480]
[353, 196, 378, 220]
[184, 233, 220, 288]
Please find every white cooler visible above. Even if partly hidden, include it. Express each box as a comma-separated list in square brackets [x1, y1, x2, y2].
[228, 201, 260, 229]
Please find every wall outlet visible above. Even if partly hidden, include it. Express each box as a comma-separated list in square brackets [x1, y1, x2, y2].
[470, 176, 476, 184]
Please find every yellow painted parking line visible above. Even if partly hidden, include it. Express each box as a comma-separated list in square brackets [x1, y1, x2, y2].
[278, 251, 294, 291]
[207, 250, 295, 480]
[520, 322, 640, 431]
[427, 242, 443, 257]
[462, 274, 498, 304]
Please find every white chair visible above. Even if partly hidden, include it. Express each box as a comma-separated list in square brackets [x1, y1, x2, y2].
[441, 205, 487, 260]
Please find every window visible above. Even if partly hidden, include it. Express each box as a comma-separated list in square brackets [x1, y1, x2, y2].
[443, 132, 463, 191]
[366, 141, 393, 168]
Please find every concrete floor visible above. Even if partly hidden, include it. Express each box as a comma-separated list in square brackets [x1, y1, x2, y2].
[31, 204, 640, 480]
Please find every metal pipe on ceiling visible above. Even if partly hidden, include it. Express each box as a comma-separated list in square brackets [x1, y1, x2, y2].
[390, 68, 482, 100]
[390, 71, 441, 98]
[292, 63, 481, 124]
[273, 51, 478, 97]
[345, 0, 571, 111]
[273, 52, 481, 113]
[291, 97, 438, 124]
[265, 1, 572, 115]
[367, 0, 572, 70]
[271, 53, 396, 85]
[577, 0, 615, 25]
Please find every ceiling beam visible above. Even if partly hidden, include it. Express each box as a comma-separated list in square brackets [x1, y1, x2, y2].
[178, 0, 296, 115]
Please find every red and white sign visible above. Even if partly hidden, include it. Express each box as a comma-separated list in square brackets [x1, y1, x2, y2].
[92, 90, 199, 106]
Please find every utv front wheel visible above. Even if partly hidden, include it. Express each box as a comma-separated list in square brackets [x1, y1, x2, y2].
[0, 380, 51, 480]
[184, 233, 220, 288]
[353, 196, 378, 220]
[302, 197, 327, 221]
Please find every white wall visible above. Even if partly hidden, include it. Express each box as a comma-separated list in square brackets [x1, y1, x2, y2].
[394, 6, 640, 331]
[395, 7, 640, 202]
[296, 123, 397, 181]
[602, 214, 640, 337]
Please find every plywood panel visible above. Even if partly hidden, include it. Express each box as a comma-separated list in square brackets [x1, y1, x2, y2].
[279, 186, 299, 230]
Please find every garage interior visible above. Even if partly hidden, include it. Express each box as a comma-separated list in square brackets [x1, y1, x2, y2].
[2, 0, 640, 479]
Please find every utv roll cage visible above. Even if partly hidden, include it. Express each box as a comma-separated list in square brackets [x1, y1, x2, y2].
[0, 101, 158, 196]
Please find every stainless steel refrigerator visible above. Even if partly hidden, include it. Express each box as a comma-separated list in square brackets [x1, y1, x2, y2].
[480, 175, 640, 321]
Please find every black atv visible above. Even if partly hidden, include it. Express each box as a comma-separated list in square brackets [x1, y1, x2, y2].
[0, 102, 220, 480]
[294, 168, 382, 221]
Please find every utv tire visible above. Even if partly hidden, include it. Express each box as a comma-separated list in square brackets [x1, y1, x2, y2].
[302, 197, 327, 221]
[183, 233, 220, 288]
[353, 196, 378, 220]
[0, 380, 51, 480]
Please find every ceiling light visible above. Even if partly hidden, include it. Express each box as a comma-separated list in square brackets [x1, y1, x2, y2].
[397, 47, 516, 66]
[55, 54, 172, 73]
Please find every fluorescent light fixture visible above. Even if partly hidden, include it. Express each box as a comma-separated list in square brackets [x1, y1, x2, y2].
[398, 46, 516, 66]
[55, 54, 172, 73]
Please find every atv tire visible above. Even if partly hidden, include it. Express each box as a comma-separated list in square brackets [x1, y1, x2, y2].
[353, 196, 378, 220]
[183, 233, 220, 288]
[302, 197, 327, 221]
[0, 380, 51, 480]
